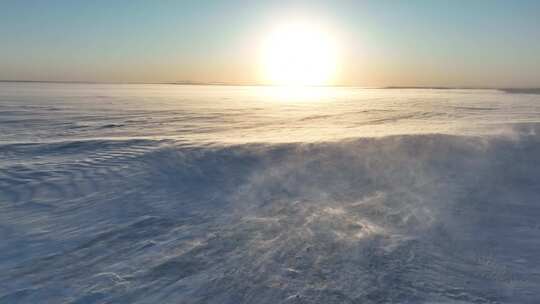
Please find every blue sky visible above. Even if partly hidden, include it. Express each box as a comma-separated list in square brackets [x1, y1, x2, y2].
[1, 0, 539, 87]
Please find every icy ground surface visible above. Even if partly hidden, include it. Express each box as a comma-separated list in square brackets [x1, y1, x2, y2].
[1, 83, 540, 303]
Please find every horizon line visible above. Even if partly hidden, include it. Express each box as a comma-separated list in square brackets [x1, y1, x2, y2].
[1, 80, 539, 91]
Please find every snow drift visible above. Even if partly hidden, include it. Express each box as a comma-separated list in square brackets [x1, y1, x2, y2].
[2, 123, 540, 303]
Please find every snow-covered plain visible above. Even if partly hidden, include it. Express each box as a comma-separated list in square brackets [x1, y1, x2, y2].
[1, 83, 540, 303]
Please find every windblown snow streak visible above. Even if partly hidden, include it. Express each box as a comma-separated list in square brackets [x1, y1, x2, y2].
[1, 84, 540, 303]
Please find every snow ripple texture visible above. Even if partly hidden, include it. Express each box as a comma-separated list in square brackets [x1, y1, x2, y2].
[1, 83, 540, 303]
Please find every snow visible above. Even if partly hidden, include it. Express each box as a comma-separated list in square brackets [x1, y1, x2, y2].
[1, 83, 540, 303]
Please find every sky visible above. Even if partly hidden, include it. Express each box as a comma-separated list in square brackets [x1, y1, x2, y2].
[1, 0, 539, 87]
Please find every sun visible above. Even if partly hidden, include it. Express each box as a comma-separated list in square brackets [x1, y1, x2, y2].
[260, 22, 339, 86]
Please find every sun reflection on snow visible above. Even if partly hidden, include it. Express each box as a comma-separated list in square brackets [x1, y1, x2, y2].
[257, 85, 344, 103]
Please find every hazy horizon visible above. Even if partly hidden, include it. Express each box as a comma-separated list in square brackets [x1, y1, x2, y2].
[2, 80, 540, 91]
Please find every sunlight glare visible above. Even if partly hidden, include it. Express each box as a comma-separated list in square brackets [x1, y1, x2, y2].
[261, 21, 340, 86]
